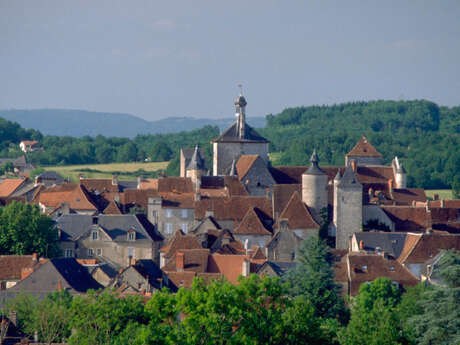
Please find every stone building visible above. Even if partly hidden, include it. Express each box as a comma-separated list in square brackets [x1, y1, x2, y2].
[234, 154, 275, 196]
[211, 93, 269, 176]
[345, 136, 383, 166]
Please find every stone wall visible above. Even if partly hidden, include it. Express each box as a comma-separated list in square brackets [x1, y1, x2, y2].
[345, 155, 382, 166]
[335, 187, 363, 250]
[213, 142, 269, 176]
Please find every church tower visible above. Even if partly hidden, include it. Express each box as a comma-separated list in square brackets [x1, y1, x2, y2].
[301, 150, 328, 224]
[211, 90, 269, 176]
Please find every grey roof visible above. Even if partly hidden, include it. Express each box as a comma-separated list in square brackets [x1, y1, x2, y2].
[338, 165, 362, 187]
[354, 232, 408, 259]
[1, 258, 102, 295]
[186, 146, 205, 171]
[37, 170, 64, 181]
[56, 214, 163, 242]
[396, 163, 407, 174]
[257, 261, 297, 276]
[118, 180, 138, 190]
[304, 149, 326, 175]
[212, 121, 268, 143]
[0, 156, 33, 170]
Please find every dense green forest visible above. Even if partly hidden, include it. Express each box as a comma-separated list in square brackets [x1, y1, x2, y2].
[1, 100, 460, 189]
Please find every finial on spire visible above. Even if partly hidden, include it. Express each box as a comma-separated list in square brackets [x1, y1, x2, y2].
[310, 149, 319, 164]
[238, 83, 243, 95]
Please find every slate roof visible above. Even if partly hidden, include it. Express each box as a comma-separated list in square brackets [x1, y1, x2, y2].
[36, 170, 64, 182]
[212, 122, 268, 143]
[1, 258, 102, 294]
[234, 208, 272, 235]
[56, 214, 163, 242]
[346, 136, 382, 157]
[256, 261, 296, 277]
[338, 165, 362, 187]
[186, 146, 206, 171]
[235, 155, 260, 180]
[0, 179, 26, 197]
[276, 191, 319, 229]
[304, 150, 327, 175]
[210, 229, 246, 255]
[354, 232, 408, 259]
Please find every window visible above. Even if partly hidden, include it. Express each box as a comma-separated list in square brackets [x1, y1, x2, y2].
[151, 210, 158, 224]
[128, 247, 134, 258]
[165, 209, 173, 218]
[181, 209, 188, 219]
[92, 217, 98, 224]
[88, 248, 94, 257]
[181, 223, 188, 233]
[65, 249, 73, 258]
[165, 223, 172, 234]
[128, 231, 136, 241]
[92, 231, 98, 241]
[362, 265, 367, 271]
[96, 248, 102, 256]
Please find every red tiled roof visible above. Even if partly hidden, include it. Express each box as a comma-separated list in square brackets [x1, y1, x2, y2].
[165, 271, 222, 289]
[398, 233, 460, 264]
[0, 179, 26, 197]
[0, 255, 43, 280]
[430, 200, 460, 209]
[382, 206, 431, 232]
[207, 254, 253, 284]
[103, 200, 123, 214]
[347, 253, 418, 295]
[120, 189, 160, 210]
[346, 136, 382, 157]
[236, 155, 259, 180]
[158, 177, 193, 193]
[234, 208, 272, 236]
[138, 179, 158, 190]
[163, 249, 210, 273]
[250, 246, 267, 260]
[161, 193, 195, 209]
[20, 140, 39, 146]
[195, 196, 272, 221]
[38, 184, 98, 211]
[161, 230, 202, 259]
[272, 184, 301, 217]
[269, 166, 306, 184]
[276, 191, 319, 229]
[80, 178, 119, 193]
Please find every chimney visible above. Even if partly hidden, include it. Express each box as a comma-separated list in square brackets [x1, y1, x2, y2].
[112, 175, 118, 186]
[32, 253, 38, 262]
[21, 267, 34, 280]
[130, 258, 136, 266]
[242, 259, 250, 277]
[79, 174, 83, 181]
[434, 193, 439, 201]
[57, 280, 63, 291]
[441, 199, 445, 208]
[176, 252, 184, 272]
[350, 159, 357, 172]
[194, 192, 201, 201]
[359, 240, 364, 250]
[160, 252, 166, 268]
[425, 201, 431, 212]
[137, 176, 142, 189]
[388, 179, 394, 198]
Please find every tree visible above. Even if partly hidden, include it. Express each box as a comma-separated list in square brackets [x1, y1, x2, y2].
[149, 142, 173, 162]
[452, 175, 460, 199]
[340, 278, 410, 345]
[284, 235, 348, 323]
[0, 201, 60, 257]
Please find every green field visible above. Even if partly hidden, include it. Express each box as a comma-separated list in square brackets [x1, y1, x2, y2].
[44, 161, 169, 183]
[425, 189, 454, 200]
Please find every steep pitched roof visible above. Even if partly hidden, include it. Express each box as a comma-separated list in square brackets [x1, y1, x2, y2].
[79, 178, 120, 193]
[38, 183, 98, 211]
[161, 230, 203, 259]
[256, 261, 296, 277]
[3, 258, 102, 294]
[269, 166, 306, 184]
[158, 177, 194, 193]
[212, 122, 268, 143]
[163, 249, 210, 273]
[347, 253, 418, 295]
[207, 254, 257, 284]
[235, 155, 260, 180]
[398, 233, 460, 264]
[276, 191, 319, 229]
[354, 232, 408, 259]
[210, 229, 246, 255]
[0, 255, 43, 281]
[382, 206, 431, 232]
[103, 200, 123, 214]
[250, 246, 267, 260]
[138, 178, 159, 190]
[346, 136, 382, 157]
[272, 184, 301, 217]
[186, 146, 206, 171]
[234, 208, 272, 235]
[0, 179, 26, 197]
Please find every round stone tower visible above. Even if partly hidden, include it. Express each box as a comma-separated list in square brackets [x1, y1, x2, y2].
[302, 149, 329, 224]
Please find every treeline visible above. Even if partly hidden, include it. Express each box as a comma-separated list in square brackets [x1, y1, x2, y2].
[2, 237, 459, 345]
[259, 100, 460, 189]
[0, 116, 218, 168]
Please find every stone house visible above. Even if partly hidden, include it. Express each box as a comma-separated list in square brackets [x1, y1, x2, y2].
[233, 207, 272, 248]
[55, 214, 163, 267]
[19, 140, 40, 153]
[235, 154, 275, 196]
[0, 254, 44, 290]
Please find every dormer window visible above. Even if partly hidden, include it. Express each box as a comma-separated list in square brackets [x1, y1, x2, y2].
[92, 217, 98, 224]
[128, 230, 136, 241]
[92, 231, 98, 241]
[389, 266, 395, 271]
[362, 265, 367, 271]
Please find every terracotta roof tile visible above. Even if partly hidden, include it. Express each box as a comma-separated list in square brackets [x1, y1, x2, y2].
[165, 271, 222, 289]
[195, 196, 272, 221]
[347, 253, 418, 295]
[0, 179, 26, 197]
[269, 166, 306, 184]
[80, 178, 120, 193]
[272, 184, 301, 217]
[158, 177, 193, 193]
[138, 179, 158, 190]
[250, 246, 267, 260]
[120, 189, 159, 210]
[382, 206, 431, 232]
[398, 233, 460, 264]
[211, 230, 246, 255]
[20, 140, 39, 146]
[207, 254, 255, 284]
[161, 230, 202, 259]
[38, 184, 98, 211]
[346, 136, 382, 157]
[0, 255, 42, 280]
[276, 191, 319, 229]
[103, 200, 123, 214]
[430, 200, 460, 209]
[235, 155, 259, 180]
[163, 249, 210, 273]
[161, 193, 195, 209]
[234, 208, 272, 235]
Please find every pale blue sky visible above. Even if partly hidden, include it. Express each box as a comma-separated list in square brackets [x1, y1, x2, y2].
[1, 0, 459, 120]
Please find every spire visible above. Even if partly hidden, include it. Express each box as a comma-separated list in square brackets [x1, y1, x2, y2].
[304, 149, 326, 175]
[334, 170, 342, 181]
[186, 145, 205, 171]
[229, 159, 237, 176]
[234, 86, 247, 139]
[338, 164, 361, 187]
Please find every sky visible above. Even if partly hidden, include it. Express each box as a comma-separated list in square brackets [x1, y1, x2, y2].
[1, 0, 459, 121]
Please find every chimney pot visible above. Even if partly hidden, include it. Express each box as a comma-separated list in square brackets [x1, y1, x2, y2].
[32, 253, 38, 262]
[57, 280, 63, 291]
[130, 258, 136, 266]
[21, 267, 34, 280]
[351, 159, 357, 172]
[176, 252, 185, 272]
[359, 240, 364, 250]
[242, 259, 250, 277]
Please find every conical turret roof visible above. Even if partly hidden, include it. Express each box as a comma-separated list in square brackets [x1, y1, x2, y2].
[186, 145, 205, 171]
[338, 165, 361, 187]
[304, 149, 326, 175]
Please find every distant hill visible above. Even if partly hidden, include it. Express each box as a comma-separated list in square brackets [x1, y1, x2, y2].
[0, 109, 266, 138]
